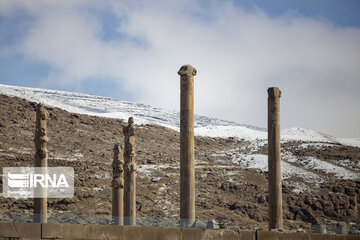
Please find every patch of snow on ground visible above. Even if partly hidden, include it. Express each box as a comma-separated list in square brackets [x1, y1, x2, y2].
[158, 184, 167, 192]
[92, 187, 104, 192]
[196, 125, 266, 141]
[281, 160, 324, 183]
[49, 154, 85, 162]
[0, 152, 16, 159]
[298, 143, 338, 148]
[73, 153, 84, 158]
[281, 128, 337, 143]
[285, 156, 359, 180]
[231, 153, 324, 183]
[137, 164, 179, 177]
[335, 159, 360, 171]
[232, 154, 268, 171]
[245, 139, 267, 152]
[226, 139, 359, 192]
[287, 182, 311, 194]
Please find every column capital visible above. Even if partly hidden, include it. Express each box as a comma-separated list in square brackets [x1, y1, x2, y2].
[36, 103, 49, 120]
[178, 64, 197, 76]
[268, 87, 281, 98]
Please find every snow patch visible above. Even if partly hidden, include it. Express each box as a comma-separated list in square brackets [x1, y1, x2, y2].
[137, 164, 179, 178]
[92, 187, 104, 192]
[285, 156, 359, 180]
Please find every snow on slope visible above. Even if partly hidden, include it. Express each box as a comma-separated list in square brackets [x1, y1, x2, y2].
[227, 146, 360, 192]
[0, 84, 359, 147]
[1, 84, 359, 191]
[0, 84, 237, 131]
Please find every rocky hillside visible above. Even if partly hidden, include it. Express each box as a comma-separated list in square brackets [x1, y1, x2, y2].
[0, 94, 359, 232]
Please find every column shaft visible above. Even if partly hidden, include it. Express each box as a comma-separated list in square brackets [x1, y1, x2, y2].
[34, 104, 48, 223]
[268, 87, 283, 230]
[178, 65, 197, 226]
[123, 117, 137, 226]
[112, 144, 124, 225]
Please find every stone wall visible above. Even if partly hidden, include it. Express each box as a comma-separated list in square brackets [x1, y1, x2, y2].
[0, 222, 358, 240]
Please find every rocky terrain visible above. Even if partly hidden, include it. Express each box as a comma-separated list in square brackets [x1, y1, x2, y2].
[0, 94, 359, 232]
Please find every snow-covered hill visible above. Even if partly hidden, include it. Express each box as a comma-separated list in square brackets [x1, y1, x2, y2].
[0, 84, 359, 148]
[0, 84, 359, 194]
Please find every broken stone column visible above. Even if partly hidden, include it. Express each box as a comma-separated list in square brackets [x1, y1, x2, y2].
[314, 224, 327, 234]
[33, 103, 49, 223]
[111, 144, 124, 225]
[336, 224, 348, 235]
[267, 87, 283, 230]
[123, 117, 137, 226]
[178, 64, 197, 227]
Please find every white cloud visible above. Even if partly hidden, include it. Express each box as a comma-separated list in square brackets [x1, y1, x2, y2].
[1, 0, 360, 137]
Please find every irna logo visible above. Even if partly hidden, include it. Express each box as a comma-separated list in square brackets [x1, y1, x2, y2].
[2, 167, 74, 198]
[7, 173, 69, 188]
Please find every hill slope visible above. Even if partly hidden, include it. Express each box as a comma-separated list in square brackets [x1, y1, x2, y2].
[0, 84, 359, 231]
[1, 83, 359, 147]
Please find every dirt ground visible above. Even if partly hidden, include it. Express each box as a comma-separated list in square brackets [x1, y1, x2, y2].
[0, 94, 359, 232]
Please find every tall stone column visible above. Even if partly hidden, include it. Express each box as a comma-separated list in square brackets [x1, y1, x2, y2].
[178, 64, 197, 227]
[123, 117, 137, 226]
[111, 144, 124, 225]
[33, 103, 49, 223]
[267, 87, 283, 230]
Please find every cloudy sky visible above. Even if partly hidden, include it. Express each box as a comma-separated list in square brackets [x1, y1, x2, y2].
[0, 0, 359, 138]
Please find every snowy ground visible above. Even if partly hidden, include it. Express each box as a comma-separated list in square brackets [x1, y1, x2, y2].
[1, 84, 359, 148]
[220, 141, 360, 192]
[1, 83, 359, 190]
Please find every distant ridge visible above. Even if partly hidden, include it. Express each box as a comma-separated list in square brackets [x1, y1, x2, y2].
[0, 83, 359, 147]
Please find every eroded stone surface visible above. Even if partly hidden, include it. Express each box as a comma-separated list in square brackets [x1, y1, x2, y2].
[112, 144, 124, 225]
[123, 117, 137, 226]
[34, 103, 49, 223]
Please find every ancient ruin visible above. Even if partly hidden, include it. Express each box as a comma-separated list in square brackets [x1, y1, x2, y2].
[111, 144, 124, 225]
[0, 75, 358, 238]
[33, 103, 49, 223]
[178, 64, 197, 226]
[123, 117, 137, 225]
[267, 87, 283, 230]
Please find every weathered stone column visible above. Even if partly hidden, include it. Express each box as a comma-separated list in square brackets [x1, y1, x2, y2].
[33, 103, 49, 223]
[336, 224, 348, 235]
[111, 144, 124, 225]
[178, 64, 197, 227]
[314, 224, 327, 234]
[123, 117, 137, 226]
[267, 87, 283, 230]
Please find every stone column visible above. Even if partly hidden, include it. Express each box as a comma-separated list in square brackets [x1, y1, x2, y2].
[267, 87, 283, 230]
[111, 144, 124, 225]
[33, 104, 49, 223]
[178, 64, 197, 227]
[336, 224, 348, 235]
[314, 224, 327, 234]
[123, 117, 137, 226]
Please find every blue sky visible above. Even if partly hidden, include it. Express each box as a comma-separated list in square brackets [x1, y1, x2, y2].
[237, 0, 360, 27]
[0, 0, 359, 137]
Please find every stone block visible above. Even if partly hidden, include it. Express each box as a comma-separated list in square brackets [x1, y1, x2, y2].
[204, 229, 241, 240]
[238, 230, 256, 240]
[42, 223, 183, 240]
[310, 233, 359, 240]
[181, 228, 204, 240]
[257, 231, 309, 240]
[126, 226, 181, 240]
[0, 222, 41, 239]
